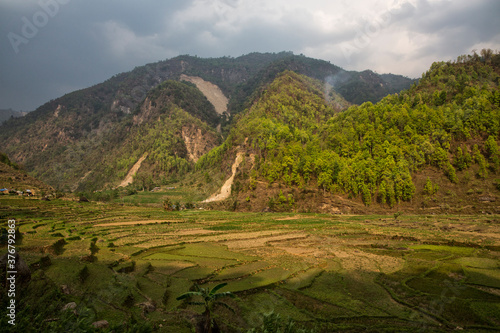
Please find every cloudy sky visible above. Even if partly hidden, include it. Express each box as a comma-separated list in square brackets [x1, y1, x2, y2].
[1, 0, 499, 111]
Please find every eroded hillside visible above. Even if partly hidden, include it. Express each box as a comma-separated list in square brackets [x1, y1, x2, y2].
[0, 52, 413, 191]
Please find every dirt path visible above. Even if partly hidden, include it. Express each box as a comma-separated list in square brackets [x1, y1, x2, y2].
[118, 153, 147, 187]
[203, 152, 244, 203]
[180, 74, 228, 115]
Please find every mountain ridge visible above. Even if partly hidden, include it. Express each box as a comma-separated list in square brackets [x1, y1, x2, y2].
[0, 51, 498, 214]
[0, 52, 413, 191]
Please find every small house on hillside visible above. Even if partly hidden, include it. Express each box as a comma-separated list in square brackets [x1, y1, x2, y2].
[0, 188, 9, 194]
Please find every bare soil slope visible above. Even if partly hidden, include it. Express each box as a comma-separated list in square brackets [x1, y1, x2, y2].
[118, 153, 148, 187]
[180, 74, 228, 115]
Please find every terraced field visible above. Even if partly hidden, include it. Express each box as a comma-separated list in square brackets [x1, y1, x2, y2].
[1, 196, 500, 332]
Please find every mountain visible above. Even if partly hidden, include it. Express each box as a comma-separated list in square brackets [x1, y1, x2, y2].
[197, 51, 500, 214]
[0, 52, 413, 191]
[0, 50, 498, 214]
[0, 109, 27, 124]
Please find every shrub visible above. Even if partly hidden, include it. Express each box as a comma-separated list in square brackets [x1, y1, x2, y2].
[163, 198, 173, 211]
[423, 177, 439, 195]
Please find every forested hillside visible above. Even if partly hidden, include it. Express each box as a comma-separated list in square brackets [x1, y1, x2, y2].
[0, 52, 413, 191]
[198, 51, 500, 213]
[319, 51, 500, 208]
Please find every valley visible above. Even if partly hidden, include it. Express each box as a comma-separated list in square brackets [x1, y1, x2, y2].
[0, 50, 499, 332]
[1, 195, 499, 332]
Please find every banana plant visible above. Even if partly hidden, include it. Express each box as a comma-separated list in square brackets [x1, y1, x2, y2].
[177, 282, 235, 333]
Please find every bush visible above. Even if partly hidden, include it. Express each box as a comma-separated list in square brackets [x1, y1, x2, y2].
[423, 177, 439, 195]
[163, 198, 173, 211]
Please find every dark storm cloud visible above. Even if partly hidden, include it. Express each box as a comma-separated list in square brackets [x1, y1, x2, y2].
[0, 0, 192, 111]
[0, 0, 498, 111]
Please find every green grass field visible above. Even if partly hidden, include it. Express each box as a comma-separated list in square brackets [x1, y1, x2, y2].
[1, 195, 500, 332]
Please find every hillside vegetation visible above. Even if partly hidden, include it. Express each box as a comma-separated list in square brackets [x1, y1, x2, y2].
[320, 51, 500, 206]
[0, 152, 54, 196]
[198, 51, 500, 213]
[0, 53, 413, 191]
[74, 80, 222, 192]
[1, 51, 497, 214]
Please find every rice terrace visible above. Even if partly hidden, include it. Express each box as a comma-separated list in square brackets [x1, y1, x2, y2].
[1, 49, 500, 332]
[1, 193, 500, 332]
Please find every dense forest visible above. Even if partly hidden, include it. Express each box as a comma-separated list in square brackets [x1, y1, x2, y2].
[198, 50, 500, 210]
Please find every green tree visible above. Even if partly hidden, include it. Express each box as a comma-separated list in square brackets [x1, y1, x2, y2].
[423, 177, 439, 195]
[484, 135, 500, 170]
[473, 144, 490, 178]
[454, 146, 471, 171]
[361, 183, 371, 206]
[378, 180, 387, 204]
[445, 162, 458, 183]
